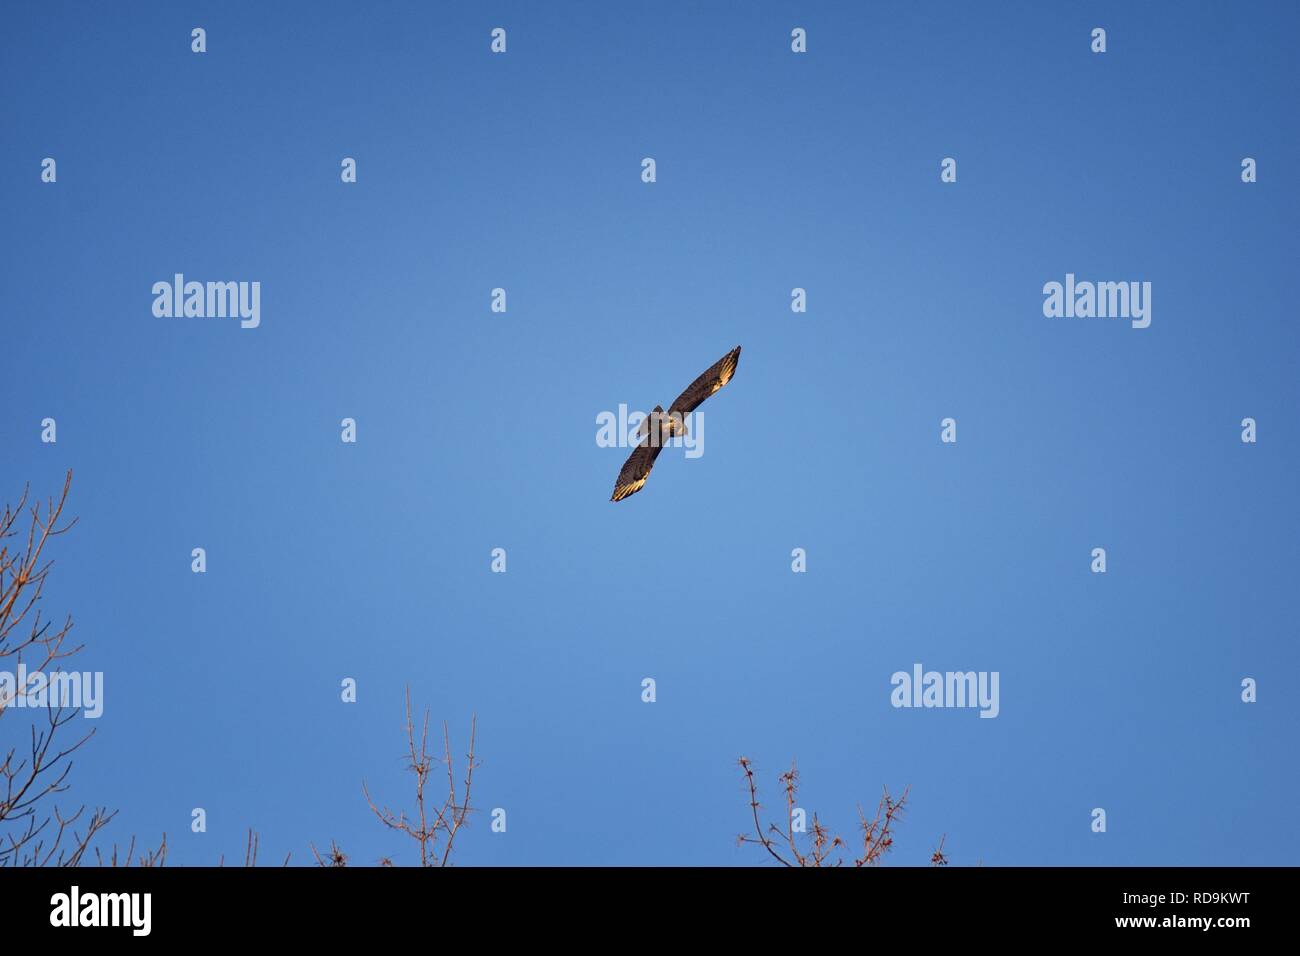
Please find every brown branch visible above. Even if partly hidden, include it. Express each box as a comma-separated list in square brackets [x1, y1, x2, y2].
[356, 687, 479, 866]
[736, 757, 793, 867]
[0, 473, 118, 867]
[738, 755, 941, 868]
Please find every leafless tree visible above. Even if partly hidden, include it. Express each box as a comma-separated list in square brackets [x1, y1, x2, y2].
[218, 828, 290, 867]
[1, 473, 173, 868]
[0, 471, 113, 866]
[95, 833, 168, 868]
[317, 687, 478, 866]
[310, 840, 349, 867]
[737, 756, 949, 867]
[6, 475, 491, 868]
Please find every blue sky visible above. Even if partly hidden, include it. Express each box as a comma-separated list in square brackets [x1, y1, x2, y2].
[2, 1, 1297, 866]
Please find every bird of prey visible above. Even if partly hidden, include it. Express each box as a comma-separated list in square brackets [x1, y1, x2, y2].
[610, 346, 741, 502]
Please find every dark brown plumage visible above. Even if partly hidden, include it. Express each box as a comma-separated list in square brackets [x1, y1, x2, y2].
[610, 346, 741, 502]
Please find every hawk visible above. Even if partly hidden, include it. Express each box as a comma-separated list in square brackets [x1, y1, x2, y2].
[610, 346, 741, 502]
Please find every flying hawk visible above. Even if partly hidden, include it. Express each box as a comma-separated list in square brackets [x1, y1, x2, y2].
[610, 346, 741, 502]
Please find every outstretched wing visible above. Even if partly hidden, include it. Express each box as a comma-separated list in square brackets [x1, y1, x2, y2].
[610, 439, 665, 502]
[667, 346, 742, 417]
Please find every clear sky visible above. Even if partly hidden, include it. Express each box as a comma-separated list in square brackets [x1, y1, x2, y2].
[3, 1, 1297, 866]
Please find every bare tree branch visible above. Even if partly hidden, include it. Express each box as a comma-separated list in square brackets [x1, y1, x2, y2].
[738, 755, 944, 868]
[0, 472, 107, 868]
[331, 687, 479, 867]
